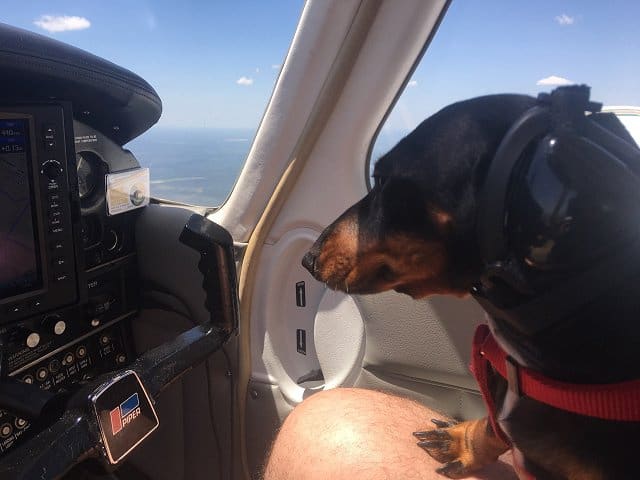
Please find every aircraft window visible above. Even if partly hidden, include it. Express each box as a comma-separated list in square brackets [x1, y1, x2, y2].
[612, 111, 640, 144]
[8, 1, 304, 206]
[370, 1, 640, 182]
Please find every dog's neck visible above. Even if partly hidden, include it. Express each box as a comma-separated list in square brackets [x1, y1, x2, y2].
[485, 279, 640, 384]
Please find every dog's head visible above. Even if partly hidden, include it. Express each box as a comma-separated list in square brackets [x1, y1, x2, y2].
[302, 94, 538, 299]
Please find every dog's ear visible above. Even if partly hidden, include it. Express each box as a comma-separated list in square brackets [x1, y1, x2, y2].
[426, 204, 453, 235]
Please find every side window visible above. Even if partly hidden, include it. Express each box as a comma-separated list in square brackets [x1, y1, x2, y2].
[606, 109, 640, 145]
[371, 2, 640, 173]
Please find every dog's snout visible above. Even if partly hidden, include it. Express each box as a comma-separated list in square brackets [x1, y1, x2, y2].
[302, 251, 317, 274]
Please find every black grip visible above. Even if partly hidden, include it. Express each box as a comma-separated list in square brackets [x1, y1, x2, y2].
[178, 214, 239, 335]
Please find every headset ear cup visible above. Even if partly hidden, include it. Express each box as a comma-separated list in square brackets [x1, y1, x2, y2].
[477, 106, 551, 264]
[481, 260, 535, 301]
[474, 85, 640, 335]
[507, 133, 640, 271]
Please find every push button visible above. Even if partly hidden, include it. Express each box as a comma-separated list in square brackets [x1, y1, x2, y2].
[48, 193, 62, 209]
[54, 272, 69, 282]
[36, 367, 48, 382]
[50, 240, 65, 252]
[6, 304, 21, 315]
[63, 352, 75, 365]
[44, 139, 56, 150]
[43, 126, 56, 140]
[0, 424, 13, 438]
[52, 257, 66, 267]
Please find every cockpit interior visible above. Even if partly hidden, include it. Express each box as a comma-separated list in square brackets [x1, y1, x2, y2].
[0, 1, 638, 479]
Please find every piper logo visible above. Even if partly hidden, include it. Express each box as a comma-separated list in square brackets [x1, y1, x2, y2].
[110, 393, 141, 435]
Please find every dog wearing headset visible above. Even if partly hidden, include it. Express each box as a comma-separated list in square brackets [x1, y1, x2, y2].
[302, 86, 640, 479]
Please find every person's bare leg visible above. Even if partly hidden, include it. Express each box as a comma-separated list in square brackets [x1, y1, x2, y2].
[263, 388, 516, 480]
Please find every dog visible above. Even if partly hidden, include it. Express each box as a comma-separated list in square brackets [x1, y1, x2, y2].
[302, 90, 640, 480]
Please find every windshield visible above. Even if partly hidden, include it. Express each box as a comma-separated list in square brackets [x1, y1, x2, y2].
[7, 1, 304, 206]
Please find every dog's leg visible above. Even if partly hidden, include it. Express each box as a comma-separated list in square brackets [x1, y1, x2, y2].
[413, 417, 509, 479]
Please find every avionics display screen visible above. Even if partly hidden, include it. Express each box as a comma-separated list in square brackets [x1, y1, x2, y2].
[0, 118, 42, 300]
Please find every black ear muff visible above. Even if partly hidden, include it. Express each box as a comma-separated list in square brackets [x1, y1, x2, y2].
[477, 106, 550, 266]
[472, 85, 640, 335]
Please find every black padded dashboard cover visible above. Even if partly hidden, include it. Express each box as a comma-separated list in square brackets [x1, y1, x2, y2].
[0, 22, 162, 145]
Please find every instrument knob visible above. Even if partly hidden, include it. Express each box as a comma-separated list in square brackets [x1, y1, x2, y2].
[26, 332, 40, 349]
[41, 160, 62, 180]
[42, 314, 66, 336]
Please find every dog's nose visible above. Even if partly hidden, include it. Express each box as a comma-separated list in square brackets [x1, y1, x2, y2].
[302, 251, 316, 274]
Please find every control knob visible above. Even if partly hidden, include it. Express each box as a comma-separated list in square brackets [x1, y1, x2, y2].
[41, 160, 63, 180]
[42, 314, 67, 336]
[26, 332, 40, 349]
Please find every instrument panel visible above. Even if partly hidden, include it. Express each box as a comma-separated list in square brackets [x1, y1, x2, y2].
[0, 104, 145, 457]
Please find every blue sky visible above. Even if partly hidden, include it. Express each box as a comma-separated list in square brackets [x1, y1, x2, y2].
[384, 0, 640, 133]
[3, 1, 640, 132]
[3, 0, 304, 129]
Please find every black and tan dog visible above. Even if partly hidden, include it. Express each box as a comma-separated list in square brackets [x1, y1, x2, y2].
[302, 92, 640, 479]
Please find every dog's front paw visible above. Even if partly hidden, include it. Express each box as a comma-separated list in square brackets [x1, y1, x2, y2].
[413, 417, 509, 479]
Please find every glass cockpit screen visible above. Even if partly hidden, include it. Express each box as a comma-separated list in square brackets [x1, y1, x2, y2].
[0, 118, 42, 300]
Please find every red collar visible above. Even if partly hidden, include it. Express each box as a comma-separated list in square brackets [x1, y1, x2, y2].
[471, 324, 640, 439]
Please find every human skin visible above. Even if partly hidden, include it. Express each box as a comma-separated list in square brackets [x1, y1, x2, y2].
[263, 388, 517, 480]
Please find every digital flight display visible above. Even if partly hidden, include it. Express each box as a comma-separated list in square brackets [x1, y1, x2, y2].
[0, 118, 42, 300]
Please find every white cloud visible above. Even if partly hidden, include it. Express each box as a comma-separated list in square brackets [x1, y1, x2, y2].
[536, 75, 575, 86]
[555, 14, 575, 26]
[34, 15, 91, 33]
[236, 76, 254, 86]
[408, 80, 418, 87]
[255, 67, 260, 73]
[272, 64, 281, 70]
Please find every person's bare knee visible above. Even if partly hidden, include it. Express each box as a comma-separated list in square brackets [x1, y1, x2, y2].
[263, 388, 516, 480]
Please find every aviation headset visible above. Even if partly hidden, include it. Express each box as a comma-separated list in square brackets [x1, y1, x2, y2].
[472, 85, 640, 336]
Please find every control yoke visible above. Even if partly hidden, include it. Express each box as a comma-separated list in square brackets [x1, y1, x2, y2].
[179, 214, 239, 335]
[0, 214, 239, 478]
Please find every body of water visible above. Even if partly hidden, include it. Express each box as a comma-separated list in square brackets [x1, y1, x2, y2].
[126, 127, 407, 207]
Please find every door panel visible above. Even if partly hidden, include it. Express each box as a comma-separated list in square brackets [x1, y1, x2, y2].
[357, 293, 483, 389]
[250, 229, 366, 404]
[353, 292, 487, 420]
